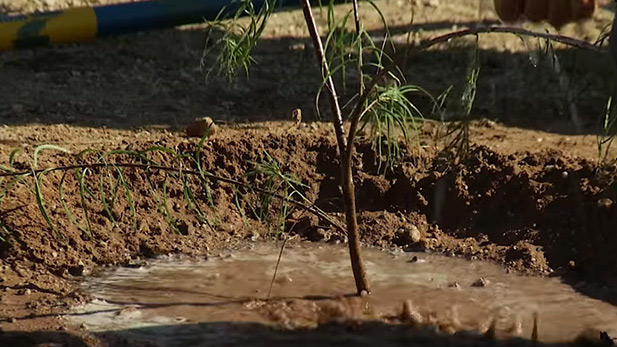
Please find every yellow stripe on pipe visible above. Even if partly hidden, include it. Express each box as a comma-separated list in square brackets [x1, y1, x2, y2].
[0, 8, 97, 51]
[0, 20, 25, 51]
[46, 8, 98, 45]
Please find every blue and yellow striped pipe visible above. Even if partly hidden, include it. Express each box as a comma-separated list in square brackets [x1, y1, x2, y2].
[0, 0, 333, 51]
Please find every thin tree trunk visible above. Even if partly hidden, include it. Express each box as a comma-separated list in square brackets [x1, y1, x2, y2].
[299, 0, 370, 295]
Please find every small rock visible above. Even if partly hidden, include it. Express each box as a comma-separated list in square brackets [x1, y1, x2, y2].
[185, 117, 217, 138]
[395, 225, 422, 246]
[360, 290, 370, 297]
[472, 277, 490, 287]
[9, 318, 16, 323]
[80, 322, 89, 330]
[561, 171, 569, 179]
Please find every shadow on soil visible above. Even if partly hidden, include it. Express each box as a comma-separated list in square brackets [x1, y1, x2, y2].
[0, 18, 614, 135]
[0, 321, 589, 347]
[0, 330, 92, 347]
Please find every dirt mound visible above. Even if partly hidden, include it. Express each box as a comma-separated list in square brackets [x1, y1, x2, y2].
[1, 126, 616, 291]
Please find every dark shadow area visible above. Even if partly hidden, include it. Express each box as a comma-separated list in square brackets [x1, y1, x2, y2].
[0, 330, 91, 347]
[0, 14, 613, 135]
[93, 321, 582, 347]
[0, 320, 594, 347]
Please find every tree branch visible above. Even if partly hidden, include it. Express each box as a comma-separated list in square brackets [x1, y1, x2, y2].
[300, 0, 347, 155]
[300, 0, 371, 294]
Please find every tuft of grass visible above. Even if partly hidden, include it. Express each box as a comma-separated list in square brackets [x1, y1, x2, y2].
[0, 135, 342, 253]
[440, 41, 480, 162]
[359, 83, 426, 173]
[241, 151, 308, 237]
[598, 96, 617, 164]
[202, 0, 279, 81]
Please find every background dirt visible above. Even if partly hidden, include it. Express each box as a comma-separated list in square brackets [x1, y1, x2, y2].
[1, 0, 617, 346]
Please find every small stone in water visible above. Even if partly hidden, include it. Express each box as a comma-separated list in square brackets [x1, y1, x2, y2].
[448, 282, 461, 289]
[275, 274, 293, 284]
[472, 277, 490, 287]
[407, 256, 427, 264]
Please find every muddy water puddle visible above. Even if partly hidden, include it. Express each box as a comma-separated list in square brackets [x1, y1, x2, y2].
[69, 242, 617, 346]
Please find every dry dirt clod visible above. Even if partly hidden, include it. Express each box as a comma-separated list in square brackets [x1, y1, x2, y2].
[184, 117, 217, 138]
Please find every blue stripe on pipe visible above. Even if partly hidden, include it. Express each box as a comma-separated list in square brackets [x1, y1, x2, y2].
[93, 0, 305, 37]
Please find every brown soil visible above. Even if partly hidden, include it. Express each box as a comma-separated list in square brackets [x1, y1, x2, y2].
[1, 0, 617, 346]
